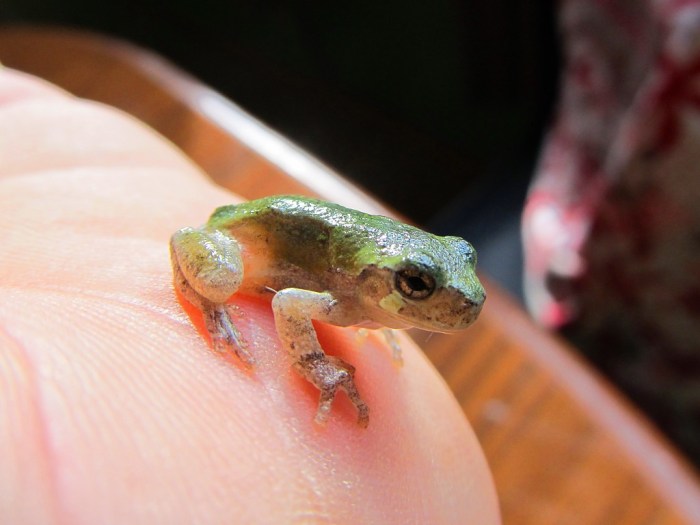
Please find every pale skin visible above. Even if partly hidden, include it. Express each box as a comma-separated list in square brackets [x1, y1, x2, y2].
[0, 68, 501, 524]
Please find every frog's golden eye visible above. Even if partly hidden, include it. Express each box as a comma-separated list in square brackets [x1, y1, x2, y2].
[395, 267, 436, 299]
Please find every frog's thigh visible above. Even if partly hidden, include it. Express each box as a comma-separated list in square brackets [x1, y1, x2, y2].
[169, 227, 243, 304]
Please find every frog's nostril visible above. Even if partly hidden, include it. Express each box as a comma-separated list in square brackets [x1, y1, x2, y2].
[464, 296, 484, 310]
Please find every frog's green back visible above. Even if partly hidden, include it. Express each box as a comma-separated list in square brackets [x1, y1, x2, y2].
[209, 195, 360, 228]
[207, 195, 478, 293]
[209, 196, 464, 275]
[208, 195, 405, 275]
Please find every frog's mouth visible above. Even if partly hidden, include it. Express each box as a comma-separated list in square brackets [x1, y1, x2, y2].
[379, 287, 485, 332]
[410, 299, 484, 332]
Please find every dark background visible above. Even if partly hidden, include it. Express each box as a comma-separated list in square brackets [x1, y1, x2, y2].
[0, 1, 560, 297]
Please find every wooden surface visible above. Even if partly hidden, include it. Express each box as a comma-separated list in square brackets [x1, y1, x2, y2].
[3, 26, 700, 525]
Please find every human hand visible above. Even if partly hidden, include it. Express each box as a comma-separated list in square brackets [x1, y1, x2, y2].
[0, 68, 500, 524]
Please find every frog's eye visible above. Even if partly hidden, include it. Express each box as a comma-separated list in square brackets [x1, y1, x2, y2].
[394, 267, 436, 300]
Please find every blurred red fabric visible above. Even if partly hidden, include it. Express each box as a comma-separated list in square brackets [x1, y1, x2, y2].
[523, 0, 700, 461]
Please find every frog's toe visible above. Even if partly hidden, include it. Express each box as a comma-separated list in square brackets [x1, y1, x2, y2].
[206, 304, 254, 367]
[296, 354, 369, 428]
[314, 391, 334, 426]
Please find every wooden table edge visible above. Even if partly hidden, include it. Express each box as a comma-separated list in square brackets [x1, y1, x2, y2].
[482, 287, 700, 520]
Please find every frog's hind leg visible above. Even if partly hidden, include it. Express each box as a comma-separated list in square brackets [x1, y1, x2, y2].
[272, 289, 369, 428]
[170, 227, 253, 366]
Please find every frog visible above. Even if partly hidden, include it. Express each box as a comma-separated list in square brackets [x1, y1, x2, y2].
[169, 195, 485, 428]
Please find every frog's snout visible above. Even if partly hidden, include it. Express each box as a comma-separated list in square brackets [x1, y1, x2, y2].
[458, 279, 485, 305]
[464, 297, 484, 311]
[453, 287, 486, 328]
[462, 297, 484, 323]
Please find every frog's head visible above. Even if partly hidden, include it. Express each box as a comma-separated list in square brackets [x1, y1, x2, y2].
[358, 235, 485, 332]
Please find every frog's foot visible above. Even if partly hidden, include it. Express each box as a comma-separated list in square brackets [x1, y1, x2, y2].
[295, 353, 369, 428]
[354, 328, 370, 346]
[379, 329, 403, 366]
[204, 303, 254, 367]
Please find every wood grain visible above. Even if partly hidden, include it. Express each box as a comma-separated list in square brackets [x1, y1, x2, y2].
[2, 26, 700, 525]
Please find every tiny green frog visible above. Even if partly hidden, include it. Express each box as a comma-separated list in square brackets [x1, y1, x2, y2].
[170, 195, 485, 427]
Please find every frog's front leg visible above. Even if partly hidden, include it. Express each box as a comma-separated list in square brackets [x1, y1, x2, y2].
[169, 227, 252, 366]
[272, 289, 369, 428]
